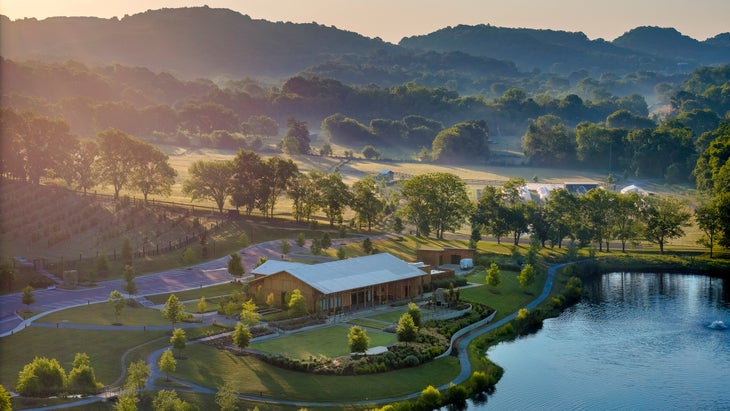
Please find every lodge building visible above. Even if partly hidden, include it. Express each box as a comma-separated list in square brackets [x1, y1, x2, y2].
[249, 253, 453, 314]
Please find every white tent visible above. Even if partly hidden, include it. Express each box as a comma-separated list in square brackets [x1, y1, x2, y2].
[620, 184, 648, 196]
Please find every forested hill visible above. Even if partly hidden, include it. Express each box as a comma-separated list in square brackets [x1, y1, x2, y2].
[399, 24, 730, 75]
[0, 6, 396, 79]
[3, 7, 730, 82]
[613, 26, 729, 62]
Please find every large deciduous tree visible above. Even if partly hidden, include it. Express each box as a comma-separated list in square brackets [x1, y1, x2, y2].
[178, 102, 239, 134]
[401, 173, 472, 239]
[287, 171, 321, 223]
[67, 353, 102, 395]
[318, 172, 353, 227]
[695, 194, 727, 257]
[96, 129, 143, 199]
[241, 114, 279, 137]
[522, 115, 575, 166]
[431, 120, 489, 163]
[544, 188, 580, 248]
[183, 160, 233, 215]
[581, 188, 619, 252]
[230, 149, 264, 215]
[58, 139, 99, 194]
[283, 117, 311, 154]
[471, 185, 510, 244]
[501, 178, 530, 245]
[642, 195, 692, 254]
[130, 141, 177, 203]
[575, 122, 627, 171]
[16, 356, 67, 397]
[627, 123, 695, 181]
[351, 176, 385, 231]
[0, 108, 77, 184]
[258, 156, 298, 218]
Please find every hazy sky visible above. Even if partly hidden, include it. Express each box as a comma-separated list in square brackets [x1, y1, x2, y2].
[1, 0, 728, 43]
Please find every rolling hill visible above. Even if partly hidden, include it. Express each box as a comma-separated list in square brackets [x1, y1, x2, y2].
[2, 6, 728, 81]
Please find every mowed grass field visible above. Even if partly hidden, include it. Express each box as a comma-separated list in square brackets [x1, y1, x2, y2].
[0, 328, 168, 388]
[175, 343, 460, 402]
[4, 138, 707, 269]
[251, 324, 398, 359]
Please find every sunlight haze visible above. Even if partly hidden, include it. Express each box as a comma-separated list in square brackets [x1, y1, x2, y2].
[1, 0, 728, 43]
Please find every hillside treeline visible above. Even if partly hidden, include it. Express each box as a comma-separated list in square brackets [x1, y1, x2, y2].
[2, 59, 729, 186]
[2, 57, 660, 139]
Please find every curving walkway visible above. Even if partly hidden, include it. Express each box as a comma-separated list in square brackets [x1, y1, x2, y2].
[10, 239, 568, 409]
[138, 262, 569, 409]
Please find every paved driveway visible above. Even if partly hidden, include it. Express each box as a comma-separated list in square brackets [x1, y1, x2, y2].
[0, 234, 388, 336]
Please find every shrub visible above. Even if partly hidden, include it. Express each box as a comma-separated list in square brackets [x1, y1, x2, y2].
[16, 356, 67, 397]
[418, 385, 441, 410]
[403, 355, 420, 367]
[496, 323, 515, 337]
[444, 383, 468, 406]
[296, 232, 306, 247]
[469, 371, 491, 392]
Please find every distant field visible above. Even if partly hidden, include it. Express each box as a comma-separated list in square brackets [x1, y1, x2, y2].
[1, 140, 707, 269]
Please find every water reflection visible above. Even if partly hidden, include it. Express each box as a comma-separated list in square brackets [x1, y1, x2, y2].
[468, 273, 730, 410]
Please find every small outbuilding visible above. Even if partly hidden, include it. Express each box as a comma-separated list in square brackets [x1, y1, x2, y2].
[378, 169, 395, 181]
[416, 247, 476, 268]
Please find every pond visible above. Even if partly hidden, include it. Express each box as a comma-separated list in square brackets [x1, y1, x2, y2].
[472, 272, 730, 410]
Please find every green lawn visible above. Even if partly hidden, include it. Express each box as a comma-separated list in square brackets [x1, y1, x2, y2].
[251, 324, 397, 359]
[182, 298, 221, 313]
[0, 328, 167, 388]
[462, 268, 544, 321]
[145, 282, 243, 305]
[41, 303, 168, 326]
[176, 343, 460, 403]
[368, 309, 408, 323]
[347, 318, 391, 330]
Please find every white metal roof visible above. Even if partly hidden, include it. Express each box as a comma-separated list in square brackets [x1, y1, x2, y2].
[252, 253, 425, 294]
[620, 184, 648, 195]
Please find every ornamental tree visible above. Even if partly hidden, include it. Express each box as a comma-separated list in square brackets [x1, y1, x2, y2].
[158, 349, 176, 381]
[396, 313, 418, 344]
[162, 294, 185, 330]
[348, 326, 370, 354]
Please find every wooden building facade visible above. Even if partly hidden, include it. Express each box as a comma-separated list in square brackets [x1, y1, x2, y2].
[249, 253, 449, 314]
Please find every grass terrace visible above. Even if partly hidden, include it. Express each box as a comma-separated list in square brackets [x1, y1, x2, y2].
[176, 343, 460, 403]
[251, 324, 398, 359]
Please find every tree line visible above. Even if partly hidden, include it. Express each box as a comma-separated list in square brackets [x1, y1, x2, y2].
[1, 107, 176, 201]
[2, 104, 727, 256]
[3, 57, 666, 142]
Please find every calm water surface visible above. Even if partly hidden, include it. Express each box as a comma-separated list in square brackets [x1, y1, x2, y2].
[474, 272, 730, 410]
